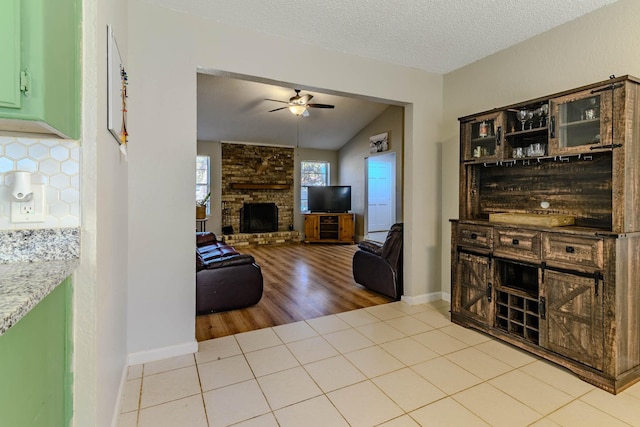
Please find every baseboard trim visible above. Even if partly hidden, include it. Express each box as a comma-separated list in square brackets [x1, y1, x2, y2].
[402, 291, 450, 305]
[127, 340, 199, 366]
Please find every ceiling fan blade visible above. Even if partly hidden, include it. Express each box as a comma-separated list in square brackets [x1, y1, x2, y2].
[302, 108, 310, 117]
[308, 103, 335, 109]
[268, 106, 288, 112]
[265, 98, 288, 104]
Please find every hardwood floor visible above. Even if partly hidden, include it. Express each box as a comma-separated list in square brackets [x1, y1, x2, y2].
[195, 243, 393, 341]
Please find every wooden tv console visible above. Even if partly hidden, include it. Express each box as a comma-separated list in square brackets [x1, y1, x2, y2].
[303, 213, 354, 244]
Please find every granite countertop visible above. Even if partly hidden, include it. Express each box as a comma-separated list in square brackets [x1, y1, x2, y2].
[0, 228, 80, 336]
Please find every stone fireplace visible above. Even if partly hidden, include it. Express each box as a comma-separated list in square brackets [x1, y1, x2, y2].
[221, 143, 299, 244]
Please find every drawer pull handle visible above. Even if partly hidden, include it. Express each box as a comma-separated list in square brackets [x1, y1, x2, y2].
[470, 233, 478, 240]
[565, 246, 575, 253]
[512, 239, 519, 245]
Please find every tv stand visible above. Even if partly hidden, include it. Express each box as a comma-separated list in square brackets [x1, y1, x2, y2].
[303, 213, 354, 244]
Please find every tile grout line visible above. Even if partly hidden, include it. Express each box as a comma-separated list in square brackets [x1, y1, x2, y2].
[235, 333, 279, 424]
[136, 365, 144, 426]
[192, 352, 211, 427]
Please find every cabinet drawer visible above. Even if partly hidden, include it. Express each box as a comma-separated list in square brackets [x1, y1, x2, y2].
[494, 229, 541, 261]
[457, 225, 493, 250]
[542, 234, 604, 270]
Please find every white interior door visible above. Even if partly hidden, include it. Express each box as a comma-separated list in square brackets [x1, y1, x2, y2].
[366, 153, 395, 234]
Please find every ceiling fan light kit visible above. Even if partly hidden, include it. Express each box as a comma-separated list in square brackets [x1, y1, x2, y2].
[288, 104, 308, 116]
[266, 89, 335, 117]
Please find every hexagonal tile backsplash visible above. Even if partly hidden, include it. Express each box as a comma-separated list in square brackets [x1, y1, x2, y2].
[0, 136, 80, 230]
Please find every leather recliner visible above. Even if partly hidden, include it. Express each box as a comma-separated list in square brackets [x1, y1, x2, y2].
[352, 223, 403, 300]
[196, 232, 263, 315]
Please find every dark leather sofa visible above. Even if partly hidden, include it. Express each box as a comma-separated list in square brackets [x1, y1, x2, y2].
[352, 223, 403, 300]
[196, 232, 263, 315]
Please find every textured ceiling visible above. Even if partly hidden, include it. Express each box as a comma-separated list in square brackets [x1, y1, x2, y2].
[150, 0, 617, 73]
[162, 0, 619, 148]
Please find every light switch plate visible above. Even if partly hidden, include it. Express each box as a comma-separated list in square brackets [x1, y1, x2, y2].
[11, 184, 46, 223]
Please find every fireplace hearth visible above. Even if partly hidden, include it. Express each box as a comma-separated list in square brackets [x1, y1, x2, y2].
[240, 203, 278, 233]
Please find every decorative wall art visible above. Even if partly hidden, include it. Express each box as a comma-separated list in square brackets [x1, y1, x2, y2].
[369, 132, 389, 153]
[107, 25, 128, 157]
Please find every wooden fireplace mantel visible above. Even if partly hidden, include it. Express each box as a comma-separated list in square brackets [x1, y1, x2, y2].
[230, 183, 291, 190]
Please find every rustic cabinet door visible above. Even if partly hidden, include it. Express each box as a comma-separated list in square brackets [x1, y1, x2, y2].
[304, 215, 319, 240]
[453, 252, 493, 325]
[540, 270, 604, 370]
[338, 214, 354, 242]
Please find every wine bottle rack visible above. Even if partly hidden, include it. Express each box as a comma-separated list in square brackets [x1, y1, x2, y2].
[496, 288, 539, 344]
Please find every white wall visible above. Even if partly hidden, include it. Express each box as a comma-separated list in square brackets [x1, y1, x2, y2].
[74, 0, 130, 425]
[339, 106, 404, 240]
[127, 0, 444, 357]
[440, 0, 640, 298]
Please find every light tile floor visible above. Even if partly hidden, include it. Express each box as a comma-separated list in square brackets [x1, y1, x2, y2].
[118, 301, 640, 426]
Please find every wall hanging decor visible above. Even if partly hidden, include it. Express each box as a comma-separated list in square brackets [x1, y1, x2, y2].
[370, 132, 389, 153]
[107, 25, 128, 157]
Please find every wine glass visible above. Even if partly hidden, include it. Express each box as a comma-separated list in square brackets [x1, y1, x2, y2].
[517, 109, 528, 131]
[534, 107, 543, 128]
[527, 110, 535, 129]
[540, 104, 549, 127]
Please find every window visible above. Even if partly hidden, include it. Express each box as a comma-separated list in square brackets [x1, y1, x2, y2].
[196, 155, 210, 213]
[301, 161, 329, 211]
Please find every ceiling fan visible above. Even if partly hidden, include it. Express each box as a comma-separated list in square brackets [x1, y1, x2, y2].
[266, 89, 335, 117]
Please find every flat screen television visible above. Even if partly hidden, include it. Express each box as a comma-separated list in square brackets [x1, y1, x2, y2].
[308, 185, 351, 213]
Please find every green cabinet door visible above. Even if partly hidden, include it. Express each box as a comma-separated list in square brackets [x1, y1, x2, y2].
[0, 0, 80, 139]
[0, 0, 21, 108]
[0, 278, 73, 427]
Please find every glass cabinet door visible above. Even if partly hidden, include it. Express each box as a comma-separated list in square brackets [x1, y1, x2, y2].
[549, 84, 622, 154]
[461, 112, 504, 162]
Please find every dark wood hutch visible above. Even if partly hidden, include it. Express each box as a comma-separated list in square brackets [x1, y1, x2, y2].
[450, 75, 640, 394]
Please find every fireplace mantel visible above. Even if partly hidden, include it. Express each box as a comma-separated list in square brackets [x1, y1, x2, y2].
[230, 183, 291, 190]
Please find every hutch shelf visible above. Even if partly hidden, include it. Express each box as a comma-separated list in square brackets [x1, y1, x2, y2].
[451, 75, 640, 394]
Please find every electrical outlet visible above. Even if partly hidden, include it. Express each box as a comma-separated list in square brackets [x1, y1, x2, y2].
[20, 203, 34, 214]
[11, 184, 46, 223]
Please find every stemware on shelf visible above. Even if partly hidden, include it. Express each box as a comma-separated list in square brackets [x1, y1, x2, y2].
[527, 110, 535, 129]
[534, 107, 543, 127]
[540, 104, 549, 127]
[517, 109, 528, 131]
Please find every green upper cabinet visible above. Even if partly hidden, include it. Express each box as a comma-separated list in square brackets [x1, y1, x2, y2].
[0, 0, 80, 140]
[0, 0, 21, 109]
